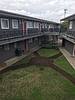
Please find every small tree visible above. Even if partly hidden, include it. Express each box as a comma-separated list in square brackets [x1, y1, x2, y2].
[60, 21, 68, 32]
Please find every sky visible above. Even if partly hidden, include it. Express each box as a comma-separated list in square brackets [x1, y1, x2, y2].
[0, 0, 75, 22]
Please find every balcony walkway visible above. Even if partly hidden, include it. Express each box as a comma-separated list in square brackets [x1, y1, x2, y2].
[59, 48, 75, 69]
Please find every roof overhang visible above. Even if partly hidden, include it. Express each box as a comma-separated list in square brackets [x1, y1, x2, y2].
[61, 14, 75, 21]
[0, 10, 59, 25]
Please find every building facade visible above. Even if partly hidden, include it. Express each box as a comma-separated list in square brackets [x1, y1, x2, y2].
[61, 14, 75, 56]
[0, 10, 60, 63]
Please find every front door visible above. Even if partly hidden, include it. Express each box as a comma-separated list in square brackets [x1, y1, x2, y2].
[22, 20, 26, 36]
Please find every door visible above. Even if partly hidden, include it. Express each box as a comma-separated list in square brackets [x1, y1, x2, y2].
[22, 20, 26, 36]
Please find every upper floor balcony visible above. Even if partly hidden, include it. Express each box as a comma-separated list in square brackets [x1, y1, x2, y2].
[0, 28, 60, 42]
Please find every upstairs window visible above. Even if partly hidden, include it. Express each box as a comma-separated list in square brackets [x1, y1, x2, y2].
[34, 22, 39, 28]
[27, 21, 34, 28]
[1, 18, 9, 29]
[12, 19, 18, 29]
[45, 24, 47, 28]
[41, 24, 44, 28]
[69, 21, 72, 29]
[49, 25, 51, 28]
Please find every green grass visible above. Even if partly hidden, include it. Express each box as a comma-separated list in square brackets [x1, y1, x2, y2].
[0, 65, 75, 100]
[55, 56, 75, 76]
[38, 48, 59, 57]
[0, 48, 75, 100]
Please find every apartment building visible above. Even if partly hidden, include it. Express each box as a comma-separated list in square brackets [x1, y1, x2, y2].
[0, 10, 60, 63]
[61, 14, 75, 56]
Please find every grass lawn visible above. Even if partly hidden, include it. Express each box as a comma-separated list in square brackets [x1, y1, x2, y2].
[0, 65, 75, 100]
[38, 48, 59, 57]
[0, 48, 75, 100]
[55, 55, 75, 76]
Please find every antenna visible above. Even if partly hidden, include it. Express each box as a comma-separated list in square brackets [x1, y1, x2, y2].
[64, 9, 67, 18]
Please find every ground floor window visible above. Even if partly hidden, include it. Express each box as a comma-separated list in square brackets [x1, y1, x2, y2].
[29, 39, 33, 43]
[0, 45, 3, 49]
[4, 44, 10, 51]
[14, 43, 17, 48]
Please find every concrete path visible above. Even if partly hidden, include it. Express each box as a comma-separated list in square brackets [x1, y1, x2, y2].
[59, 48, 75, 69]
[0, 46, 41, 72]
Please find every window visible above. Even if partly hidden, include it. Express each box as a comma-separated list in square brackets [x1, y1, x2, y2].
[14, 43, 17, 48]
[27, 21, 34, 28]
[0, 45, 3, 49]
[12, 19, 18, 29]
[49, 25, 51, 28]
[45, 24, 47, 28]
[4, 44, 9, 51]
[69, 21, 72, 29]
[34, 22, 39, 28]
[41, 24, 44, 28]
[29, 39, 33, 43]
[1, 18, 9, 29]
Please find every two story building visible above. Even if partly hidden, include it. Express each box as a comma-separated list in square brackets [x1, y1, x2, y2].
[0, 10, 60, 63]
[61, 14, 75, 57]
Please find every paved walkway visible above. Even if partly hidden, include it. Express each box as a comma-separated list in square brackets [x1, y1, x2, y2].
[59, 48, 75, 69]
[0, 46, 41, 72]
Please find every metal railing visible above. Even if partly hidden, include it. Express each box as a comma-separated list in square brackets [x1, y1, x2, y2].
[0, 29, 59, 41]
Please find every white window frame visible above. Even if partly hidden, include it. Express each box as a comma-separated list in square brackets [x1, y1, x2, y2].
[1, 18, 9, 29]
[69, 21, 72, 29]
[26, 21, 34, 28]
[34, 22, 39, 28]
[12, 19, 18, 29]
[14, 43, 17, 48]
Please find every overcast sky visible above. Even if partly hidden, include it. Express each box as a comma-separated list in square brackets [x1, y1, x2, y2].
[0, 0, 75, 22]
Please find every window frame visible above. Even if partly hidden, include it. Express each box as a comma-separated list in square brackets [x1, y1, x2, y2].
[26, 21, 34, 28]
[4, 44, 10, 51]
[34, 22, 39, 28]
[69, 21, 73, 29]
[14, 43, 17, 48]
[12, 19, 19, 29]
[1, 18, 9, 29]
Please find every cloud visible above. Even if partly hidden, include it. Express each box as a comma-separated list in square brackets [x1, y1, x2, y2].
[0, 0, 75, 22]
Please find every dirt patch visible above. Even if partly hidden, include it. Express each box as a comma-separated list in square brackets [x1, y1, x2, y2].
[0, 50, 75, 85]
[29, 57, 53, 66]
[29, 57, 75, 85]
